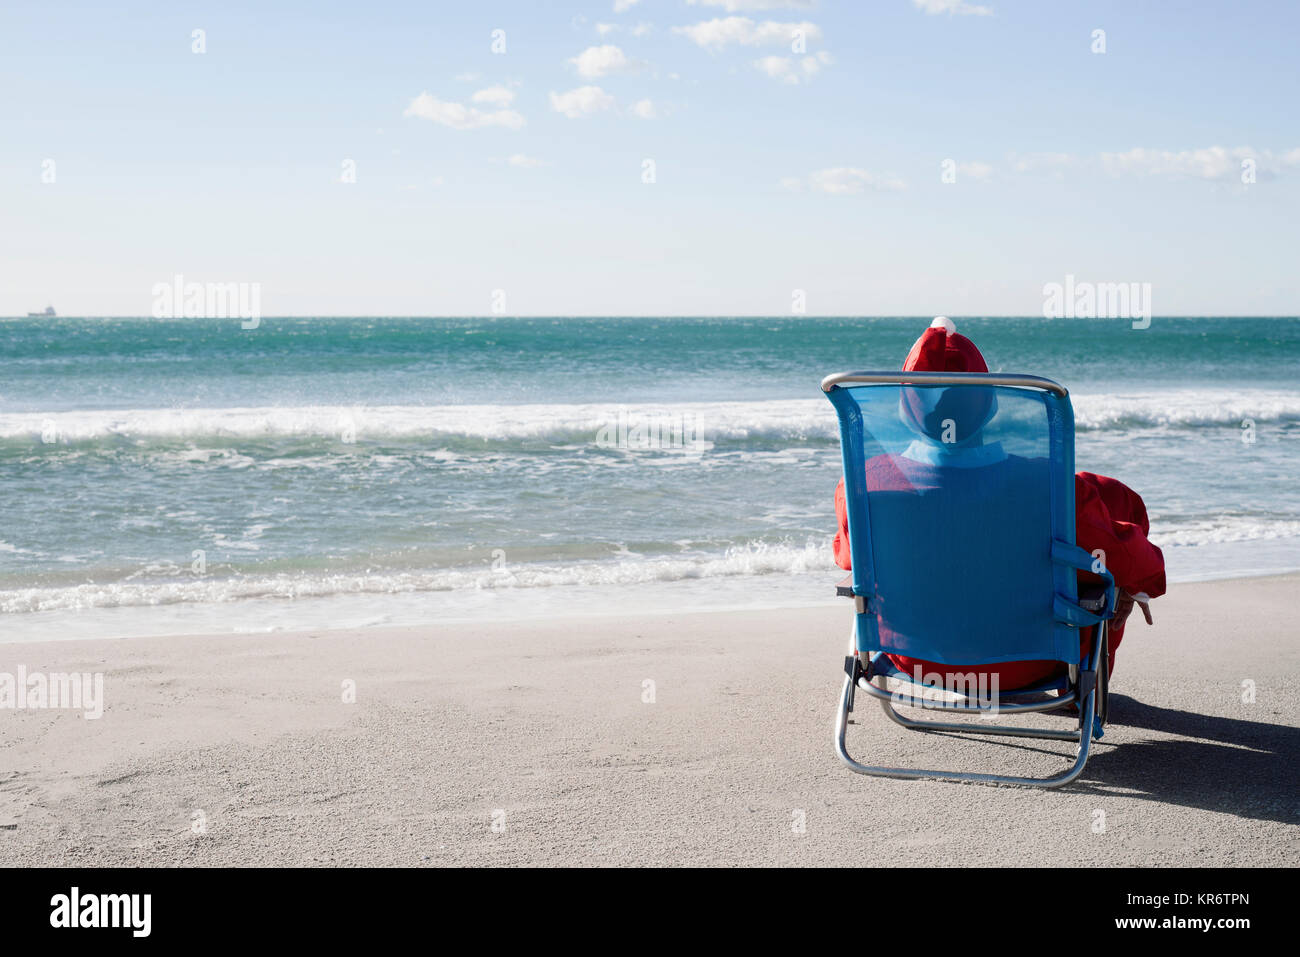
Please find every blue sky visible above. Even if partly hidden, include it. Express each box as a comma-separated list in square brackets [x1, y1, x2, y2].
[2, 0, 1297, 316]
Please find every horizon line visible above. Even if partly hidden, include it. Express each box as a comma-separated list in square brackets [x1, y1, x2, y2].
[3, 314, 1298, 321]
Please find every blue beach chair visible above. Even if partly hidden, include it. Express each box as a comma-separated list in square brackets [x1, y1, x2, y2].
[822, 370, 1116, 788]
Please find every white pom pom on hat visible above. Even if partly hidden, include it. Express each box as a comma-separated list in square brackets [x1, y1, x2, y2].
[930, 316, 956, 334]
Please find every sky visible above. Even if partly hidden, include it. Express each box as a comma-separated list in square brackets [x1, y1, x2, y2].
[1, 0, 1297, 317]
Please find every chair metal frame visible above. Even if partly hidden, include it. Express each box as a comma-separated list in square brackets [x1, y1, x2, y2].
[822, 370, 1114, 788]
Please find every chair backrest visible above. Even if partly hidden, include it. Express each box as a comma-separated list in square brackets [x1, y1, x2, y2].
[824, 372, 1084, 667]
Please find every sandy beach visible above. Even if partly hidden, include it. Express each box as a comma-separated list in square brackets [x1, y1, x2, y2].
[0, 573, 1295, 867]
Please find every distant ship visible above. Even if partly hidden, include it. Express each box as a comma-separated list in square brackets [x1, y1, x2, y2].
[27, 306, 56, 317]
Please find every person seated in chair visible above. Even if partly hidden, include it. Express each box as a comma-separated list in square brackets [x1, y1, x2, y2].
[832, 317, 1166, 689]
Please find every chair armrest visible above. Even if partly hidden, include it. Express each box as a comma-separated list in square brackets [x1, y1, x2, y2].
[835, 574, 855, 598]
[1077, 584, 1109, 613]
[1051, 541, 1116, 619]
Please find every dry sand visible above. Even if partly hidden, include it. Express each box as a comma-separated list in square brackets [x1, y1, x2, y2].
[1, 574, 1296, 866]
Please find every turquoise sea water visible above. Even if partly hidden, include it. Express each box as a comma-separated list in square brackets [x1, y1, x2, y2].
[1, 316, 1297, 640]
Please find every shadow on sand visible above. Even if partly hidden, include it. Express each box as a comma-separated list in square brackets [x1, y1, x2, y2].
[1075, 694, 1300, 825]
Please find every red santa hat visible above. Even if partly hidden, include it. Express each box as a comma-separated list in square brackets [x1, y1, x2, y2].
[902, 316, 989, 373]
[900, 317, 994, 442]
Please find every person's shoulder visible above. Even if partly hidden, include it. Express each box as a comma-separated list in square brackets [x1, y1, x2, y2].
[863, 452, 915, 488]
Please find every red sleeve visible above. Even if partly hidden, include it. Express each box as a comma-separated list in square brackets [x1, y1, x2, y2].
[833, 477, 852, 570]
[1075, 472, 1166, 598]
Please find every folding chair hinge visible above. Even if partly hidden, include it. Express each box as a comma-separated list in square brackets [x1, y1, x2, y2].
[843, 655, 862, 713]
[854, 594, 867, 615]
[1076, 668, 1097, 702]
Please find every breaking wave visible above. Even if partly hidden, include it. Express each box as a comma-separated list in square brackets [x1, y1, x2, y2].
[2, 390, 1296, 448]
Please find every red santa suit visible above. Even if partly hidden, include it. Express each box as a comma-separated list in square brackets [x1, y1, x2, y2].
[833, 319, 1165, 687]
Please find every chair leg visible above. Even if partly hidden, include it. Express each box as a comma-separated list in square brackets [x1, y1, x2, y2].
[834, 667, 1096, 788]
[1095, 620, 1109, 728]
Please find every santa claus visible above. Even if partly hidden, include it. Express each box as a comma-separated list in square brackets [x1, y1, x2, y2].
[832, 317, 1165, 687]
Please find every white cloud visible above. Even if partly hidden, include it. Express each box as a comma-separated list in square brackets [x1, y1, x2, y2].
[1003, 146, 1300, 181]
[1007, 151, 1078, 175]
[754, 56, 799, 83]
[673, 17, 822, 49]
[689, 0, 816, 9]
[470, 85, 516, 107]
[630, 98, 657, 119]
[454, 72, 480, 83]
[613, 0, 641, 11]
[597, 20, 652, 36]
[569, 44, 642, 78]
[403, 92, 524, 130]
[754, 49, 831, 83]
[507, 153, 545, 168]
[1099, 146, 1296, 181]
[807, 167, 906, 194]
[913, 0, 994, 15]
[778, 176, 804, 192]
[957, 160, 994, 180]
[802, 50, 833, 74]
[549, 85, 616, 118]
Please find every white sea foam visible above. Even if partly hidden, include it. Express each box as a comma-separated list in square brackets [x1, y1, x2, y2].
[1150, 518, 1300, 547]
[1070, 391, 1300, 430]
[3, 390, 1297, 446]
[0, 540, 837, 614]
[0, 403, 814, 443]
[4, 518, 1298, 617]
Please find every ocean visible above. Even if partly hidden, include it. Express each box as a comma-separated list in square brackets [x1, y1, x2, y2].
[1, 316, 1297, 641]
